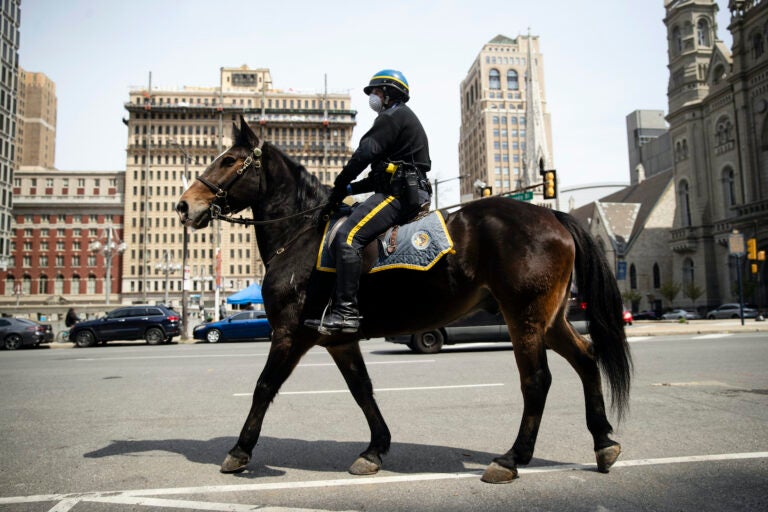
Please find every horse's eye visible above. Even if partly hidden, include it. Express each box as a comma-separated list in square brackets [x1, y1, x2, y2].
[222, 156, 236, 167]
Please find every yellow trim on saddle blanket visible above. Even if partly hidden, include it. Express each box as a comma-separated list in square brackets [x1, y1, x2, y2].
[315, 210, 454, 274]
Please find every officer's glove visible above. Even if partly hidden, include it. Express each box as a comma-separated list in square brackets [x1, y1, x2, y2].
[317, 184, 347, 232]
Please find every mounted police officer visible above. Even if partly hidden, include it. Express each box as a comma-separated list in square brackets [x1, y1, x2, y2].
[305, 69, 432, 335]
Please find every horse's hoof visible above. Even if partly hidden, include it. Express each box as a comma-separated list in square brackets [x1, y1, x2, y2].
[349, 455, 381, 475]
[595, 443, 621, 473]
[220, 453, 249, 473]
[481, 462, 518, 484]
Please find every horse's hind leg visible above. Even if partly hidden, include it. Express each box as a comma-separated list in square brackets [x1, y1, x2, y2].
[327, 342, 391, 475]
[544, 318, 621, 473]
[221, 334, 310, 473]
[483, 324, 551, 484]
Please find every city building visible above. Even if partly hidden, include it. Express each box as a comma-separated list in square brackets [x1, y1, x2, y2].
[122, 66, 356, 314]
[458, 34, 555, 207]
[0, 0, 20, 270]
[16, 69, 56, 169]
[2, 169, 125, 306]
[663, 0, 768, 310]
[625, 109, 672, 185]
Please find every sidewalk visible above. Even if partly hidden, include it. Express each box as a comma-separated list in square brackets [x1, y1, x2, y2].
[627, 318, 768, 337]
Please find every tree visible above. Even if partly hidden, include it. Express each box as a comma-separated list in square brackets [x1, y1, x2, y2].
[659, 281, 681, 308]
[622, 290, 642, 311]
[683, 282, 704, 310]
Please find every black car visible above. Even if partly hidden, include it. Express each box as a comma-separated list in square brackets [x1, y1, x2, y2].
[0, 317, 51, 350]
[69, 305, 181, 347]
[386, 300, 589, 354]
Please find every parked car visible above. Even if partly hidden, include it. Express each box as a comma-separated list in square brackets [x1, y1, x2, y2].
[661, 309, 701, 320]
[386, 300, 590, 354]
[0, 317, 51, 350]
[69, 305, 181, 347]
[705, 303, 759, 319]
[193, 311, 271, 343]
[632, 310, 659, 321]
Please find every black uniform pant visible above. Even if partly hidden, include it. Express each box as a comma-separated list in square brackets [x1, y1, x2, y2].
[333, 190, 430, 254]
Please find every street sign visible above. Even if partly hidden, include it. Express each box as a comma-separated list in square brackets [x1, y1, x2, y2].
[507, 191, 533, 201]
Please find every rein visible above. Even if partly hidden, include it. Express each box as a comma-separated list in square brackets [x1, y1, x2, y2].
[197, 140, 326, 226]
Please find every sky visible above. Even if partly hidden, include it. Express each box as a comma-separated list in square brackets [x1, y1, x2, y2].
[19, 0, 733, 206]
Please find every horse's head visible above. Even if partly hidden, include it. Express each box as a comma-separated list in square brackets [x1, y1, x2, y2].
[176, 116, 263, 229]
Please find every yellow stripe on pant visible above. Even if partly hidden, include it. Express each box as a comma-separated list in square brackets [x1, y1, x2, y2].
[346, 195, 395, 246]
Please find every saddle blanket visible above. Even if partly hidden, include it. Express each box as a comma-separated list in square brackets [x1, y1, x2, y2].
[316, 210, 454, 273]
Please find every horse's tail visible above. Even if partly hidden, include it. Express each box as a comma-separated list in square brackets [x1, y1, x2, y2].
[554, 210, 633, 422]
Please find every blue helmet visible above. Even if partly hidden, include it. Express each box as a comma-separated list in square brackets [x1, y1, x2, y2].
[363, 69, 410, 102]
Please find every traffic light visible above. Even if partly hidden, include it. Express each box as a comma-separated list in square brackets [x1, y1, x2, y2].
[542, 170, 557, 199]
[747, 238, 757, 260]
[481, 186, 493, 197]
[751, 263, 758, 274]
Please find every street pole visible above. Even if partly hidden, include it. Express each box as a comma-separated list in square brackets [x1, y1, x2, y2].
[163, 251, 170, 305]
[433, 175, 467, 209]
[729, 230, 746, 326]
[105, 226, 112, 305]
[173, 139, 192, 339]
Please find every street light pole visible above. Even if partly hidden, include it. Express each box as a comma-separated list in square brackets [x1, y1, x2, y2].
[172, 139, 192, 339]
[433, 175, 468, 209]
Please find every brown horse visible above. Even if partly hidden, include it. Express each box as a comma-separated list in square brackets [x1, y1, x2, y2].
[176, 116, 632, 483]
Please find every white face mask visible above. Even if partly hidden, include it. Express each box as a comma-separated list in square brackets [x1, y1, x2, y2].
[368, 93, 384, 113]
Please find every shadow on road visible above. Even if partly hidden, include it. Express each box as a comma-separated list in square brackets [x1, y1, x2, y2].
[83, 435, 572, 477]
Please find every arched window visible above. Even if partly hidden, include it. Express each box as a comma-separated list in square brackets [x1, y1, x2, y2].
[507, 70, 519, 90]
[713, 64, 725, 84]
[682, 258, 694, 288]
[653, 263, 661, 289]
[5, 275, 13, 296]
[678, 180, 693, 227]
[54, 274, 64, 295]
[22, 275, 32, 295]
[697, 19, 711, 47]
[753, 30, 765, 59]
[72, 274, 80, 295]
[672, 26, 683, 54]
[38, 274, 48, 295]
[87, 274, 97, 295]
[722, 167, 736, 210]
[630, 264, 637, 289]
[489, 69, 501, 90]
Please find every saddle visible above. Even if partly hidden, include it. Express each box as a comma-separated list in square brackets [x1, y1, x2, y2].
[316, 204, 454, 274]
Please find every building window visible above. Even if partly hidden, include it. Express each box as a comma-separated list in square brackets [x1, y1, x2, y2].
[672, 26, 682, 54]
[653, 263, 661, 289]
[630, 264, 637, 289]
[722, 167, 736, 210]
[678, 180, 692, 227]
[38, 274, 48, 295]
[489, 69, 501, 90]
[682, 258, 694, 288]
[507, 70, 519, 90]
[697, 19, 711, 47]
[753, 30, 765, 59]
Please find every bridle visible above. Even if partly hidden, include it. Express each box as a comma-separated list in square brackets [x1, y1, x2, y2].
[195, 141, 324, 227]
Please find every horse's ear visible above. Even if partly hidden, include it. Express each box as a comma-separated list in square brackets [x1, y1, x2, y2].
[235, 115, 260, 149]
[232, 121, 241, 143]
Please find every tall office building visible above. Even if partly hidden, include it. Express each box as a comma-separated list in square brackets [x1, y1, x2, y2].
[625, 109, 671, 185]
[0, 0, 20, 268]
[458, 34, 554, 206]
[122, 66, 356, 310]
[16, 68, 57, 169]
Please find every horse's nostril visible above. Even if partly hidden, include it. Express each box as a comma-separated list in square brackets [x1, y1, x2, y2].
[176, 201, 188, 214]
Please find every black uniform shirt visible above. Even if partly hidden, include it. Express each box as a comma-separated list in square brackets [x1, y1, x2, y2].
[335, 103, 430, 190]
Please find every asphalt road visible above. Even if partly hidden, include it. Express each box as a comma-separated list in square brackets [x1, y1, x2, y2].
[1, 333, 766, 511]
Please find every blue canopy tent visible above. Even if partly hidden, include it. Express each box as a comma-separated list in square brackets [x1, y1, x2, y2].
[226, 282, 264, 305]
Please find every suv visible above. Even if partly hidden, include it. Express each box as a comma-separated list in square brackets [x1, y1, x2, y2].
[385, 300, 590, 354]
[705, 303, 759, 319]
[69, 306, 181, 347]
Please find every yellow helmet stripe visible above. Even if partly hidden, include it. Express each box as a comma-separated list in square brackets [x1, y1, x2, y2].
[371, 74, 409, 91]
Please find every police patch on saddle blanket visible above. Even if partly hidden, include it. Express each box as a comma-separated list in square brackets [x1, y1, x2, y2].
[316, 211, 454, 273]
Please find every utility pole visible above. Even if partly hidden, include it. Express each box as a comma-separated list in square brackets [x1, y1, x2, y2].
[173, 139, 192, 339]
[214, 69, 224, 320]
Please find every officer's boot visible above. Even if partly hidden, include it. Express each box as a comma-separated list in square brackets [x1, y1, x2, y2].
[305, 244, 362, 334]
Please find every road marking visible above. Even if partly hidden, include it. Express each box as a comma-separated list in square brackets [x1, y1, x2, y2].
[233, 383, 505, 397]
[692, 333, 734, 340]
[626, 336, 654, 342]
[1, 452, 766, 511]
[652, 380, 736, 388]
[297, 359, 435, 368]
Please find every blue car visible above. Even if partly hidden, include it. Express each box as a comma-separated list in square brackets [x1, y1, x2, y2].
[193, 311, 272, 343]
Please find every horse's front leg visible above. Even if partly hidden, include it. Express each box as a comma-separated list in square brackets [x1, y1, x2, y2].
[327, 342, 391, 475]
[221, 333, 310, 473]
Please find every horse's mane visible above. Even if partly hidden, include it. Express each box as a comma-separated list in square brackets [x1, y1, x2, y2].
[265, 141, 330, 211]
